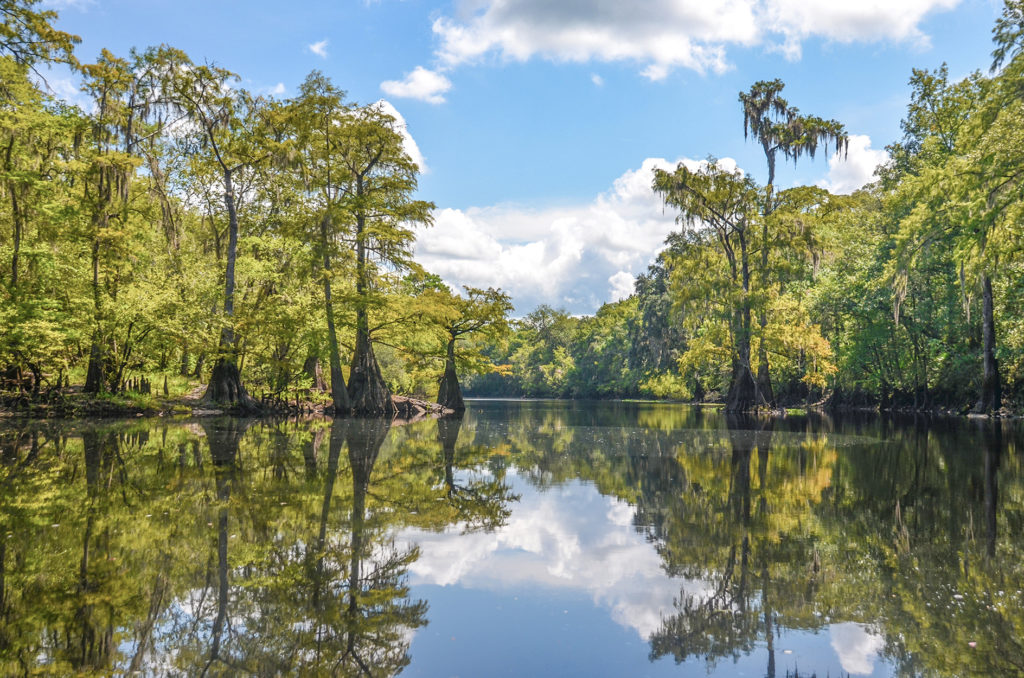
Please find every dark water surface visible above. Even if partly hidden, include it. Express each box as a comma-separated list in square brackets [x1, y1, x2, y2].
[1, 401, 1022, 676]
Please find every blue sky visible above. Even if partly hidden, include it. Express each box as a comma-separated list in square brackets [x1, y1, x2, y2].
[47, 0, 1004, 314]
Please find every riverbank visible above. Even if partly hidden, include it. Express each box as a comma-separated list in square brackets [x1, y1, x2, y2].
[3, 386, 1014, 421]
[464, 393, 1019, 419]
[0, 386, 453, 421]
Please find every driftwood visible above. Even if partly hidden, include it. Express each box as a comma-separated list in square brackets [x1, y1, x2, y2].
[391, 395, 453, 422]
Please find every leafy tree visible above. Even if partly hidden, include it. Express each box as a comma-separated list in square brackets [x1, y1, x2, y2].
[0, 0, 78, 69]
[169, 60, 271, 410]
[333, 103, 433, 415]
[884, 64, 1004, 412]
[78, 49, 142, 393]
[0, 57, 81, 392]
[284, 72, 354, 413]
[654, 159, 765, 411]
[739, 79, 847, 405]
[434, 286, 512, 411]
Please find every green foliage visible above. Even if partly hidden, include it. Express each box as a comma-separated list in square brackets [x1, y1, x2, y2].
[0, 13, 447, 405]
[1, 1, 1023, 413]
[471, 16, 1024, 410]
[0, 0, 79, 68]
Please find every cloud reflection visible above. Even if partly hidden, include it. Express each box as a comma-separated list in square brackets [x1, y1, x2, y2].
[830, 622, 884, 675]
[399, 472, 712, 639]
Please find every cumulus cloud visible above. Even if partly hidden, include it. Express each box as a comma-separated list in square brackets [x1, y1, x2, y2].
[763, 0, 959, 59]
[308, 39, 329, 58]
[413, 156, 736, 314]
[374, 99, 429, 173]
[429, 0, 960, 79]
[608, 271, 635, 301]
[818, 134, 888, 194]
[381, 66, 453, 104]
[591, 73, 604, 87]
[400, 473, 712, 639]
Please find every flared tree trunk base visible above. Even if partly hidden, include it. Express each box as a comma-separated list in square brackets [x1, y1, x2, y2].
[973, 365, 1002, 415]
[755, 361, 775, 408]
[348, 343, 395, 417]
[726, 361, 769, 413]
[437, 363, 465, 412]
[84, 341, 106, 394]
[973, 275, 1002, 416]
[202, 359, 260, 412]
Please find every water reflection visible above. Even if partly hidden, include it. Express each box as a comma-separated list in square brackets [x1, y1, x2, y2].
[0, 416, 517, 675]
[1, 404, 1022, 676]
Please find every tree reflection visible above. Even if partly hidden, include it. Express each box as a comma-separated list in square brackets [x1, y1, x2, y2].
[465, 402, 1024, 675]
[436, 415, 517, 532]
[1, 406, 1022, 676]
[0, 414, 520, 675]
[648, 416, 773, 670]
[198, 417, 250, 676]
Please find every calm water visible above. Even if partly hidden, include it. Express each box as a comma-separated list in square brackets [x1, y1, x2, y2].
[1, 401, 1022, 677]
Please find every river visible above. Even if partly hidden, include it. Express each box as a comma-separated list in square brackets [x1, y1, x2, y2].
[1, 401, 1021, 676]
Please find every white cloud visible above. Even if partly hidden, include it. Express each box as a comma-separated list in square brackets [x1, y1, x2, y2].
[830, 623, 885, 675]
[818, 134, 888, 194]
[374, 99, 429, 173]
[381, 66, 452, 104]
[763, 0, 960, 59]
[269, 82, 286, 96]
[430, 0, 961, 79]
[608, 271, 635, 301]
[308, 40, 329, 58]
[413, 156, 736, 314]
[43, 74, 91, 111]
[591, 73, 604, 87]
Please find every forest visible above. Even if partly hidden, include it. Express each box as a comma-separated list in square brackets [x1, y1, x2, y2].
[466, 13, 1024, 415]
[1, 0, 1023, 416]
[0, 0, 511, 416]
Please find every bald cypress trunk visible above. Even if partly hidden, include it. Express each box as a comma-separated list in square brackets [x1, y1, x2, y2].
[437, 337, 465, 412]
[348, 325, 393, 417]
[973, 274, 1001, 414]
[84, 241, 106, 394]
[202, 168, 258, 412]
[756, 149, 775, 407]
[347, 208, 394, 417]
[726, 228, 768, 412]
[726, 317, 759, 412]
[321, 213, 350, 414]
[303, 355, 327, 393]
